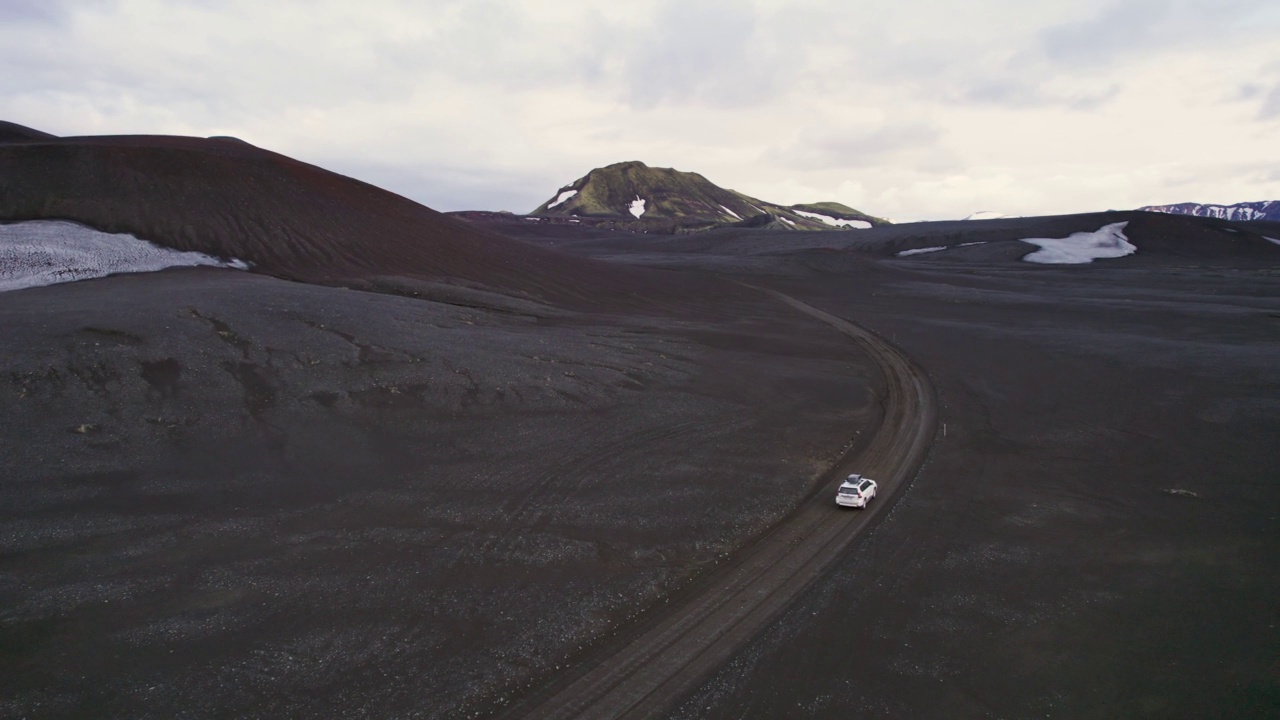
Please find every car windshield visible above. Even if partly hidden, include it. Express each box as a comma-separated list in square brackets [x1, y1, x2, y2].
[839, 487, 858, 494]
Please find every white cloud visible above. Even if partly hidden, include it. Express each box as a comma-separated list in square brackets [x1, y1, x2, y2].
[1, 0, 1278, 221]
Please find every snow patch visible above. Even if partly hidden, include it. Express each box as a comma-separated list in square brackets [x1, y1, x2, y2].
[547, 189, 577, 209]
[896, 241, 988, 257]
[779, 216, 796, 226]
[897, 246, 947, 257]
[792, 209, 872, 229]
[629, 196, 646, 219]
[1019, 222, 1135, 264]
[719, 204, 742, 220]
[1265, 236, 1280, 246]
[1, 220, 250, 293]
[963, 211, 1010, 221]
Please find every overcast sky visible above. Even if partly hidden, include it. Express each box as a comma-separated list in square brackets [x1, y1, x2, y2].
[3, 0, 1278, 221]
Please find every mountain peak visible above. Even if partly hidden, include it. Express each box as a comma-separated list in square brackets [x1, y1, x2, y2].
[531, 162, 886, 233]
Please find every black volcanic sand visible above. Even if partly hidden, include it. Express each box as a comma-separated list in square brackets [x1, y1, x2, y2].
[497, 214, 1280, 719]
[0, 267, 877, 718]
[4, 159, 1279, 720]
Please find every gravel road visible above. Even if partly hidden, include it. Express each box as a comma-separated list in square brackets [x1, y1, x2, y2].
[500, 289, 936, 719]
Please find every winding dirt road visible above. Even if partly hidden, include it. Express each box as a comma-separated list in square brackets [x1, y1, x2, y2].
[498, 291, 937, 720]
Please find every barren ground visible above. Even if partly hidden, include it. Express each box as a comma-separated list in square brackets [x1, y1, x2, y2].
[503, 216, 1280, 719]
[2, 202, 1277, 719]
[0, 265, 876, 719]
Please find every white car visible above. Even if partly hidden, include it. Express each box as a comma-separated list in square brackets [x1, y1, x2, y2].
[835, 474, 877, 509]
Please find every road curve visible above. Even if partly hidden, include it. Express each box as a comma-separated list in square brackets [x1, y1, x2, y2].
[497, 290, 937, 720]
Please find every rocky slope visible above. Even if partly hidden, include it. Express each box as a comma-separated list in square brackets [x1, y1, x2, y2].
[526, 161, 887, 233]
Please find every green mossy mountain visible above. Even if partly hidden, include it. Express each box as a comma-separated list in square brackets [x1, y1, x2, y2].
[531, 161, 887, 233]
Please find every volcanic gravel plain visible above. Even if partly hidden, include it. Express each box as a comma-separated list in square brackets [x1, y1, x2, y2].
[2, 129, 1278, 719]
[500, 213, 1280, 719]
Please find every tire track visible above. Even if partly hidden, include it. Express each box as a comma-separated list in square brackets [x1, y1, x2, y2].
[496, 290, 937, 720]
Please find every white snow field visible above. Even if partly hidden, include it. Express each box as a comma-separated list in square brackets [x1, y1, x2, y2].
[1265, 236, 1280, 247]
[1019, 222, 1135, 264]
[0, 220, 249, 293]
[547, 189, 577, 209]
[629, 196, 646, 218]
[719, 205, 742, 220]
[791, 209, 872, 229]
[963, 211, 1011, 220]
[779, 216, 796, 226]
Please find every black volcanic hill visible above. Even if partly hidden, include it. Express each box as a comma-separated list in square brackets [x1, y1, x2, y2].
[529, 161, 887, 233]
[0, 128, 663, 306]
[1139, 200, 1280, 222]
[0, 121, 57, 143]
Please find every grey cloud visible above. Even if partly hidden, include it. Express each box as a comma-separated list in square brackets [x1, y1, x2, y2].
[1035, 0, 1172, 66]
[776, 122, 949, 171]
[766, 8, 1122, 113]
[1156, 161, 1280, 190]
[1, 0, 602, 117]
[961, 78, 1119, 110]
[1035, 0, 1277, 68]
[1260, 84, 1280, 120]
[321, 159, 552, 213]
[942, 0, 1280, 111]
[0, 0, 86, 25]
[619, 0, 781, 109]
[1236, 83, 1262, 101]
[380, 1, 608, 91]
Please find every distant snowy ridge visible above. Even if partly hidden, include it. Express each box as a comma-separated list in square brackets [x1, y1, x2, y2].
[1020, 222, 1135, 264]
[963, 211, 1013, 221]
[0, 220, 249, 293]
[1139, 200, 1280, 222]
